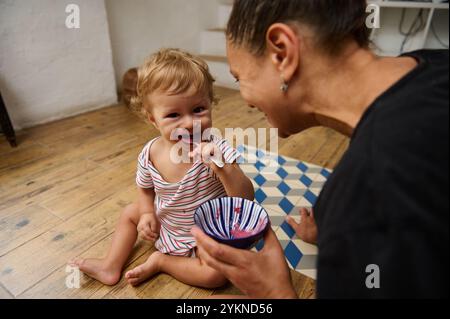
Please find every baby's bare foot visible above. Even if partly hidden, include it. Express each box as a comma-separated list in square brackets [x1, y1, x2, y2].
[125, 251, 163, 286]
[68, 258, 121, 286]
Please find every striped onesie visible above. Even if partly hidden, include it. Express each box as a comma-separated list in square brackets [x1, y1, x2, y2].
[136, 136, 240, 256]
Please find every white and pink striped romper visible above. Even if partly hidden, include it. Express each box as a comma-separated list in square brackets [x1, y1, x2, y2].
[136, 136, 240, 257]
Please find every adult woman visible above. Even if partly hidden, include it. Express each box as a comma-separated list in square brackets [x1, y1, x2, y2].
[192, 0, 448, 298]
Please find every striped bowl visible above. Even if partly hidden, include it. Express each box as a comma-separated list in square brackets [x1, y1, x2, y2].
[194, 197, 270, 249]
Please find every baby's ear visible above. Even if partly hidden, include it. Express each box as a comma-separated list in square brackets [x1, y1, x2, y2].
[144, 109, 158, 129]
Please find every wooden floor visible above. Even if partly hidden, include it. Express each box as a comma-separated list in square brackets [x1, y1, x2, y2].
[0, 87, 348, 299]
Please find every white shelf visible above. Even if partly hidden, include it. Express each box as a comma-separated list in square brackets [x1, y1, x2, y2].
[369, 1, 449, 55]
[368, 1, 449, 9]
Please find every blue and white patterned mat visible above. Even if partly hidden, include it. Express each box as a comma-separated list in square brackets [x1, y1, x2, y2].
[237, 145, 332, 279]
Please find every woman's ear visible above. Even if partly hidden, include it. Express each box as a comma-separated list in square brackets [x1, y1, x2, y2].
[266, 23, 300, 82]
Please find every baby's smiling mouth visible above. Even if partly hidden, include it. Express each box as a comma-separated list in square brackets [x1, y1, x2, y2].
[179, 135, 194, 144]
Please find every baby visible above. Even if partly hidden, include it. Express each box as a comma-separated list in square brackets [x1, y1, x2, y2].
[69, 49, 254, 289]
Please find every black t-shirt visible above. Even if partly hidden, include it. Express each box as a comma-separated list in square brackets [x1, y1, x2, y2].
[314, 50, 449, 298]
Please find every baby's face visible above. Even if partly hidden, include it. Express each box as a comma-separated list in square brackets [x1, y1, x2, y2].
[146, 86, 213, 145]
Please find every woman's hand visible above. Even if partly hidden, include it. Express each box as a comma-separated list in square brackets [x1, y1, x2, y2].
[137, 213, 160, 242]
[192, 226, 298, 299]
[286, 208, 318, 244]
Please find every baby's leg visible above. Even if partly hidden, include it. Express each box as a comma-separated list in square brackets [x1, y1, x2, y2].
[69, 203, 140, 285]
[125, 251, 227, 289]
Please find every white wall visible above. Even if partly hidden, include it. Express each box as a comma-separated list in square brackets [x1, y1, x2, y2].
[0, 0, 117, 130]
[105, 0, 219, 90]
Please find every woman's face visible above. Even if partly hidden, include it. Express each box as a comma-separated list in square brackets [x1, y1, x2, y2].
[227, 41, 302, 138]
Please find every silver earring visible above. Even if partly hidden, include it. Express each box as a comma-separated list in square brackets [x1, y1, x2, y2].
[280, 76, 289, 93]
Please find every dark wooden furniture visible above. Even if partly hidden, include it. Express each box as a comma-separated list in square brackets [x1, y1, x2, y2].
[0, 91, 17, 147]
[122, 67, 138, 109]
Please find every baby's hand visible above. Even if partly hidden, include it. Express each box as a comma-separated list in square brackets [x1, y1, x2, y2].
[189, 141, 224, 169]
[286, 208, 318, 244]
[137, 213, 160, 242]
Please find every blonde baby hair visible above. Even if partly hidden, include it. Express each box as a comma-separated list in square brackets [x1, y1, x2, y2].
[130, 48, 217, 119]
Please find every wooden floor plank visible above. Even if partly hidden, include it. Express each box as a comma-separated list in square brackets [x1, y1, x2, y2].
[21, 105, 128, 144]
[0, 187, 135, 296]
[211, 284, 244, 297]
[0, 133, 38, 157]
[0, 143, 55, 175]
[0, 150, 95, 189]
[18, 233, 152, 299]
[326, 139, 350, 169]
[310, 128, 347, 169]
[0, 283, 13, 299]
[0, 205, 62, 257]
[0, 160, 104, 215]
[40, 161, 136, 220]
[88, 140, 148, 170]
